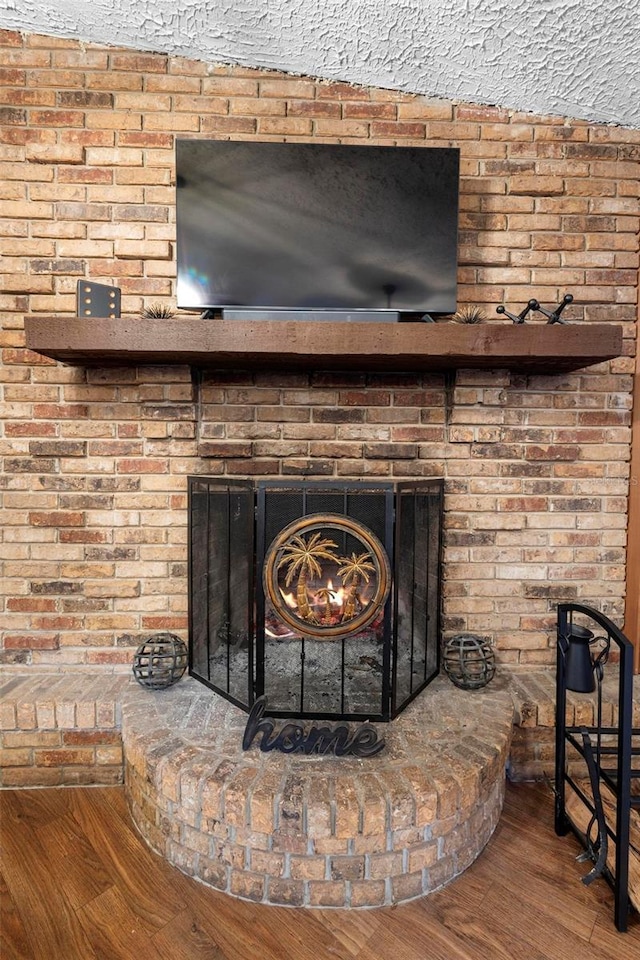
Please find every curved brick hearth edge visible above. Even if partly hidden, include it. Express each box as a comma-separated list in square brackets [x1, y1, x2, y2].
[124, 676, 512, 907]
[2, 669, 638, 908]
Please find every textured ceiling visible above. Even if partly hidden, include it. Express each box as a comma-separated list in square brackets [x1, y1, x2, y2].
[2, 0, 639, 127]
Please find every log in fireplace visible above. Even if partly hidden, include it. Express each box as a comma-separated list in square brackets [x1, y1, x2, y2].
[188, 479, 443, 721]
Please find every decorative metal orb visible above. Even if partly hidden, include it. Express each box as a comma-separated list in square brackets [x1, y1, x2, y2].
[442, 633, 496, 690]
[132, 633, 188, 690]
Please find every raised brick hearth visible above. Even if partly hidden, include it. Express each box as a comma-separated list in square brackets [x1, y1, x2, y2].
[3, 669, 638, 787]
[0, 674, 128, 786]
[123, 676, 513, 907]
[2, 669, 639, 907]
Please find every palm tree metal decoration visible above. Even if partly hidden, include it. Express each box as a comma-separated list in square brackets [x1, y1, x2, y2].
[336, 551, 376, 622]
[278, 533, 338, 624]
[316, 586, 335, 623]
[264, 513, 390, 640]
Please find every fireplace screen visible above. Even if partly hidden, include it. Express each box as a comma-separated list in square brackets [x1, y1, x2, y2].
[188, 479, 442, 722]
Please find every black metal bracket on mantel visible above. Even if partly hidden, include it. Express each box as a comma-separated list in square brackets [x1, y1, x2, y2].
[497, 293, 574, 325]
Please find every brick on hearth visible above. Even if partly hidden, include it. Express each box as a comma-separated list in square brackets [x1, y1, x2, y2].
[333, 776, 361, 838]
[350, 879, 387, 907]
[229, 870, 265, 902]
[266, 877, 305, 907]
[248, 849, 285, 878]
[307, 880, 348, 907]
[401, 766, 439, 826]
[200, 759, 238, 821]
[289, 855, 326, 881]
[211, 838, 246, 870]
[0, 675, 130, 785]
[330, 855, 365, 881]
[357, 773, 386, 838]
[223, 767, 260, 828]
[166, 841, 198, 878]
[0, 746, 32, 768]
[407, 841, 439, 872]
[310, 836, 350, 856]
[391, 872, 424, 901]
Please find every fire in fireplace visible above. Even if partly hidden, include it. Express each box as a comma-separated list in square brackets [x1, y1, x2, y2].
[188, 479, 443, 721]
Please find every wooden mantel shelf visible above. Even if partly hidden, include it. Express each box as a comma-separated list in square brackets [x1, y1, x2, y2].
[24, 315, 623, 374]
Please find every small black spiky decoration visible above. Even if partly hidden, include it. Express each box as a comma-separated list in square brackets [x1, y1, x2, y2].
[139, 303, 176, 320]
[451, 306, 486, 324]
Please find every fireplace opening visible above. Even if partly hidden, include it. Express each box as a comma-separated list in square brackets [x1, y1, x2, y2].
[188, 479, 443, 721]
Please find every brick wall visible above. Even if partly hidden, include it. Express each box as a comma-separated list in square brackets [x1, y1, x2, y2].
[1, 31, 638, 672]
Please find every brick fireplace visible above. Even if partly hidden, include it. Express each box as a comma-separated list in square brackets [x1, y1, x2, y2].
[0, 29, 638, 903]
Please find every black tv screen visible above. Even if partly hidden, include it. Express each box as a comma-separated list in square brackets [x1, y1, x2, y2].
[175, 140, 459, 316]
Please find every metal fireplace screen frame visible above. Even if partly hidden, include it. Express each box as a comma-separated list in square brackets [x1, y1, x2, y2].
[188, 478, 255, 712]
[188, 478, 443, 722]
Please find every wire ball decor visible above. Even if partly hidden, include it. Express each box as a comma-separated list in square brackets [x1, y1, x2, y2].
[442, 633, 496, 690]
[132, 633, 188, 690]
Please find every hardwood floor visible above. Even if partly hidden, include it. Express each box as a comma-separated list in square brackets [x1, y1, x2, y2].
[1, 782, 638, 959]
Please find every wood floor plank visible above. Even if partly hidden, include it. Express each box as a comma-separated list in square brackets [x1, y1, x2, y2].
[472, 837, 600, 940]
[356, 909, 478, 960]
[2, 788, 72, 829]
[400, 898, 551, 960]
[66, 786, 188, 933]
[76, 885, 166, 960]
[588, 911, 640, 959]
[313, 909, 383, 957]
[478, 790, 615, 913]
[422, 858, 495, 911]
[479, 881, 611, 960]
[0, 793, 98, 960]
[0, 869, 34, 960]
[34, 808, 114, 910]
[151, 907, 230, 960]
[100, 783, 133, 818]
[1, 782, 638, 960]
[179, 883, 350, 960]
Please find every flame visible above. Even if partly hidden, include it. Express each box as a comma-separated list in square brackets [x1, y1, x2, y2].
[319, 580, 345, 607]
[278, 577, 375, 621]
[279, 589, 298, 609]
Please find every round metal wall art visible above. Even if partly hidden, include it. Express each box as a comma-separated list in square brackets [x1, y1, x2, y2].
[442, 633, 496, 690]
[132, 633, 188, 690]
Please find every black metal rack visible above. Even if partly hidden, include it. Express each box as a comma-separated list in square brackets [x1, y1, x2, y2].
[555, 602, 639, 931]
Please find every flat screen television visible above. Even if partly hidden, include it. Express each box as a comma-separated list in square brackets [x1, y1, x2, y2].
[175, 139, 459, 318]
